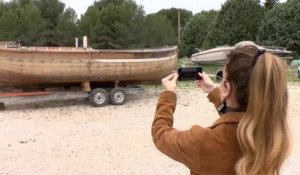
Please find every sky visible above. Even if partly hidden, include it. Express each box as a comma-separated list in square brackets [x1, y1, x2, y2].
[64, 0, 228, 17]
[2, 0, 288, 17]
[61, 0, 288, 17]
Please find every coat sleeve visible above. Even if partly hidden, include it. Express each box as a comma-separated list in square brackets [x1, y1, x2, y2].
[151, 91, 224, 171]
[207, 87, 222, 115]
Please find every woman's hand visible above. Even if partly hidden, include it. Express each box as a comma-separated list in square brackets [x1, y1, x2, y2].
[161, 73, 178, 93]
[196, 72, 216, 93]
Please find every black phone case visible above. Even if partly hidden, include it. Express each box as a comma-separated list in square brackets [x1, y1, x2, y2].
[178, 67, 202, 81]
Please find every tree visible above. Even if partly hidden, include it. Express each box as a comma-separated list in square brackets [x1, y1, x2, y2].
[78, 0, 175, 49]
[16, 0, 45, 45]
[0, 0, 78, 46]
[0, 0, 45, 44]
[157, 8, 193, 43]
[35, 0, 65, 46]
[179, 10, 218, 57]
[0, 8, 20, 40]
[78, 0, 145, 49]
[141, 14, 175, 48]
[204, 0, 264, 48]
[0, 1, 6, 17]
[257, 0, 300, 55]
[55, 7, 78, 46]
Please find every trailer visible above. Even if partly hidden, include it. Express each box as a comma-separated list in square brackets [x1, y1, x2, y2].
[0, 82, 145, 110]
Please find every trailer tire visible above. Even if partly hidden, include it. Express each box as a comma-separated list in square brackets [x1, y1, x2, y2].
[216, 70, 223, 83]
[89, 88, 109, 107]
[110, 88, 127, 105]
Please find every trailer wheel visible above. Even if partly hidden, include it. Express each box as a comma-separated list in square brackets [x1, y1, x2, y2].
[216, 70, 223, 83]
[110, 88, 127, 105]
[89, 88, 109, 107]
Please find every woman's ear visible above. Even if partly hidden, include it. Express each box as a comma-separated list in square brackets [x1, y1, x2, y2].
[223, 81, 232, 98]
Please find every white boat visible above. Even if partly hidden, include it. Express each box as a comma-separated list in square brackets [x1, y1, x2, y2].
[191, 41, 293, 65]
[191, 46, 234, 65]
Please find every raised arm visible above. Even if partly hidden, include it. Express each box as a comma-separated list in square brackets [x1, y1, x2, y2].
[151, 91, 224, 171]
[196, 72, 222, 115]
[151, 73, 223, 170]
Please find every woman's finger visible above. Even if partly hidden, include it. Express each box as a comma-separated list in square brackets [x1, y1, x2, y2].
[198, 72, 203, 78]
[171, 73, 179, 82]
[162, 73, 176, 82]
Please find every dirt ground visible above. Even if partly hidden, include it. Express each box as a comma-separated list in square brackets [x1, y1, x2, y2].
[1, 84, 299, 175]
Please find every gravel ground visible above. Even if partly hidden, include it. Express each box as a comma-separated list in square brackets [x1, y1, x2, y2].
[1, 84, 299, 175]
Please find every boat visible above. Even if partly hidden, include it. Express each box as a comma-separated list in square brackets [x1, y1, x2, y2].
[191, 41, 293, 65]
[0, 46, 177, 88]
[191, 46, 234, 65]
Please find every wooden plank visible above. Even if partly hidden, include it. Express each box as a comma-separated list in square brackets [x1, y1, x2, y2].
[0, 92, 88, 104]
[0, 91, 50, 97]
[81, 81, 91, 92]
[125, 86, 145, 95]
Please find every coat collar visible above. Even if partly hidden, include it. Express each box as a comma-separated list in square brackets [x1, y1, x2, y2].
[210, 112, 244, 129]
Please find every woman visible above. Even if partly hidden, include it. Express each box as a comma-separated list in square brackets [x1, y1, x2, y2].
[152, 43, 291, 175]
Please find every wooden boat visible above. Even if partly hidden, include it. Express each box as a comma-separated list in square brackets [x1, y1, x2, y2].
[0, 46, 177, 88]
[191, 41, 293, 65]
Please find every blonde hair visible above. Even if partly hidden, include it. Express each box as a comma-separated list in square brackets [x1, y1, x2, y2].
[225, 45, 291, 175]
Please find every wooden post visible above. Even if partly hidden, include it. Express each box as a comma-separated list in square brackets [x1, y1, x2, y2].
[81, 81, 91, 92]
[177, 11, 181, 64]
[114, 80, 119, 88]
[178, 11, 181, 46]
[83, 36, 88, 48]
[75, 37, 78, 48]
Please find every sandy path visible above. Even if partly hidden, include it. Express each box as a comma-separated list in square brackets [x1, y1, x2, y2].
[1, 84, 299, 174]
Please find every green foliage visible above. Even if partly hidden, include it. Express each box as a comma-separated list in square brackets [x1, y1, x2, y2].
[157, 8, 193, 39]
[35, 0, 78, 46]
[0, 1, 6, 17]
[0, 0, 45, 44]
[78, 0, 175, 49]
[15, 0, 45, 45]
[0, 0, 296, 54]
[142, 14, 175, 48]
[78, 0, 145, 49]
[55, 8, 78, 46]
[204, 0, 264, 48]
[0, 8, 19, 40]
[179, 10, 218, 58]
[257, 0, 300, 55]
[35, 0, 64, 26]
[0, 0, 78, 46]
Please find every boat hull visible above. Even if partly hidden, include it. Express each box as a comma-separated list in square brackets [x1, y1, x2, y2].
[191, 45, 293, 65]
[191, 47, 233, 65]
[0, 47, 177, 87]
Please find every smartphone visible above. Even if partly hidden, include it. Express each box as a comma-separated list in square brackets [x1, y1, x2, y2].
[177, 66, 202, 81]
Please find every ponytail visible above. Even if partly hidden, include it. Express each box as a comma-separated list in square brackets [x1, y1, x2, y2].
[225, 46, 291, 175]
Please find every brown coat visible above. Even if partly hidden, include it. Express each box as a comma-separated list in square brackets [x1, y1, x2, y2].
[152, 88, 243, 175]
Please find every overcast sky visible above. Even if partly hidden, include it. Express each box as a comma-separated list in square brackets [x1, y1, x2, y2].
[64, 0, 228, 17]
[3, 0, 287, 17]
[61, 0, 287, 17]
